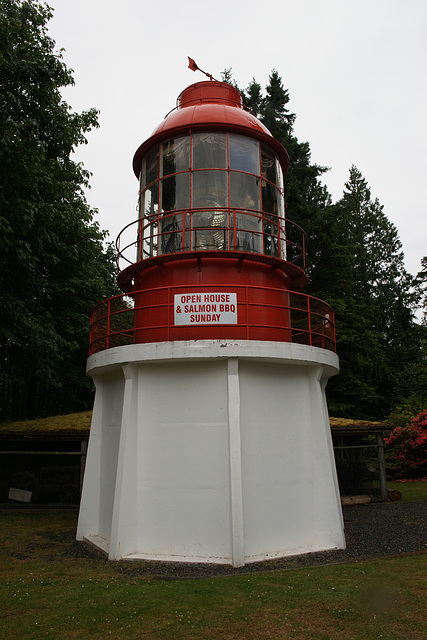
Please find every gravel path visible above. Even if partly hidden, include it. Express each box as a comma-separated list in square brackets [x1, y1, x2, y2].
[114, 501, 427, 580]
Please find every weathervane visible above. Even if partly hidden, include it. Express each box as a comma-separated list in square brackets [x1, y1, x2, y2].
[188, 57, 218, 81]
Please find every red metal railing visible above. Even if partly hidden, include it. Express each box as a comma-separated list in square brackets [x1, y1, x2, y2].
[89, 285, 336, 356]
[116, 209, 307, 275]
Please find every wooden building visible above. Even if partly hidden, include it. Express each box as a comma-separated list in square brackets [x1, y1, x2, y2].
[0, 412, 391, 507]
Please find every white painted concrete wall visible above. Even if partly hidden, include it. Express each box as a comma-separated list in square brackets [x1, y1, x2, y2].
[77, 341, 345, 565]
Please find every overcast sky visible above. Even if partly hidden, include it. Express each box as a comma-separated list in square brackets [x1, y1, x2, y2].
[47, 0, 426, 277]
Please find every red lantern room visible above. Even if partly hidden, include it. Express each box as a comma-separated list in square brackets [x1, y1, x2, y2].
[89, 80, 335, 354]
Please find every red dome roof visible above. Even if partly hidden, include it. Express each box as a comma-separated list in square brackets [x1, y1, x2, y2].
[133, 81, 289, 177]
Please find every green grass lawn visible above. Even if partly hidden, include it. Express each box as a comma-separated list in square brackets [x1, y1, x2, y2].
[0, 510, 425, 640]
[387, 480, 427, 502]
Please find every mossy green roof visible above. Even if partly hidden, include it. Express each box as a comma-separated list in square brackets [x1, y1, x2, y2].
[0, 411, 389, 437]
[329, 417, 385, 428]
[0, 411, 92, 436]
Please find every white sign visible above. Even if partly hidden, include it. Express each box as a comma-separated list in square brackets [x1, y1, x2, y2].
[9, 488, 32, 503]
[174, 292, 238, 325]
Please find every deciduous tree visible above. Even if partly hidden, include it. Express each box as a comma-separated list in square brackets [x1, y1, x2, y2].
[0, 0, 118, 420]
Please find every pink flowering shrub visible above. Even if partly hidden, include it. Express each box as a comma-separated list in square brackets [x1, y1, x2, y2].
[385, 410, 427, 478]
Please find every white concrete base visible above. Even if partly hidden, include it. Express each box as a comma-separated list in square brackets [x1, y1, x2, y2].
[77, 340, 345, 566]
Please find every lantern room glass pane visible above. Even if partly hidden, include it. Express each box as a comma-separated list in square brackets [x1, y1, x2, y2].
[162, 136, 190, 176]
[192, 170, 227, 208]
[229, 134, 259, 174]
[263, 215, 279, 257]
[261, 180, 281, 214]
[191, 211, 227, 251]
[234, 211, 263, 253]
[161, 213, 183, 254]
[230, 172, 260, 210]
[144, 145, 159, 186]
[261, 144, 277, 185]
[193, 133, 227, 168]
[161, 173, 190, 212]
[141, 183, 159, 218]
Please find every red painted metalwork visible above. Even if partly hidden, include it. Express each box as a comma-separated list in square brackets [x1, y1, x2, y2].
[132, 82, 289, 178]
[131, 257, 292, 343]
[116, 211, 307, 292]
[88, 286, 336, 356]
[88, 80, 336, 354]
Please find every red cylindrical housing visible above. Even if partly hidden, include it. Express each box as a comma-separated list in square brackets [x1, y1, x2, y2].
[131, 256, 293, 344]
[114, 80, 311, 345]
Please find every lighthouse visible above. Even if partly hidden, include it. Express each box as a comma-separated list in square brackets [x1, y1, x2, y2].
[77, 76, 345, 566]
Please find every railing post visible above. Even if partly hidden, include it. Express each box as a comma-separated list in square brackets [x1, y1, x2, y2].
[106, 298, 111, 351]
[307, 295, 312, 347]
[189, 209, 193, 252]
[138, 218, 143, 262]
[246, 286, 249, 339]
[167, 286, 171, 342]
[376, 433, 389, 501]
[181, 210, 185, 252]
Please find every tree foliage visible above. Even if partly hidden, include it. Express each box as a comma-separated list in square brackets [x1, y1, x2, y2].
[315, 167, 419, 418]
[0, 0, 118, 420]
[414, 256, 427, 322]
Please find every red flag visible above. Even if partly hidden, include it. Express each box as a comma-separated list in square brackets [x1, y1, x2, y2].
[188, 57, 199, 72]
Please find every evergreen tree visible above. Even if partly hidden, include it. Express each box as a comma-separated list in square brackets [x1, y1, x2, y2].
[321, 167, 419, 418]
[252, 71, 332, 281]
[0, 0, 118, 420]
[390, 260, 427, 413]
[391, 326, 427, 414]
[244, 78, 263, 118]
[257, 70, 296, 139]
[414, 257, 427, 322]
